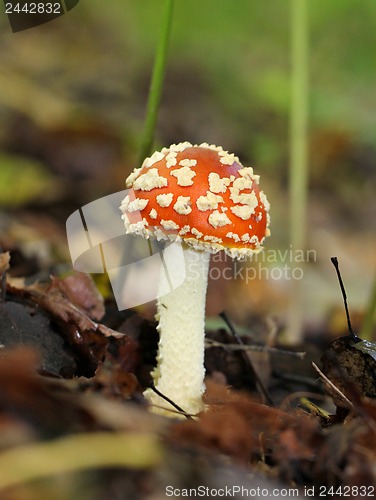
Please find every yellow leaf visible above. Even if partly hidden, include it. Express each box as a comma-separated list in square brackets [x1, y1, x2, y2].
[0, 432, 162, 490]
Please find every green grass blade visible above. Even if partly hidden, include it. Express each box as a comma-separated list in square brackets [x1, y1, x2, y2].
[289, 0, 309, 251]
[138, 0, 175, 164]
[287, 0, 309, 344]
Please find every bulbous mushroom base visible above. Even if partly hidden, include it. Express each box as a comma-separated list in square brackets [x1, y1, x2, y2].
[143, 387, 205, 419]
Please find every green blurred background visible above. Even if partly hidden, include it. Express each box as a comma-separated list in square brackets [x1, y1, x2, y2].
[0, 0, 375, 337]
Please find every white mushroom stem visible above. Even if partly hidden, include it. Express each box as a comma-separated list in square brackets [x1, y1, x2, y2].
[143, 245, 210, 417]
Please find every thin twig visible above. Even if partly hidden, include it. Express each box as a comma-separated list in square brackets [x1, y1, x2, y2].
[149, 384, 192, 419]
[219, 311, 275, 406]
[331, 257, 361, 343]
[205, 338, 305, 358]
[312, 362, 353, 408]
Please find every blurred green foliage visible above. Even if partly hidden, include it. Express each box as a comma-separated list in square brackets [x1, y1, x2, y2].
[0, 3, 373, 216]
[1, 0, 375, 175]
[91, 0, 376, 166]
[0, 154, 57, 207]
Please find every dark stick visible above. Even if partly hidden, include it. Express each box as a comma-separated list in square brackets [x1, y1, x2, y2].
[149, 384, 192, 419]
[330, 257, 361, 343]
[219, 311, 275, 406]
[0, 246, 7, 302]
[0, 271, 5, 302]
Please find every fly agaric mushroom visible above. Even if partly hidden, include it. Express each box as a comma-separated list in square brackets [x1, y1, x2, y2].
[120, 142, 270, 417]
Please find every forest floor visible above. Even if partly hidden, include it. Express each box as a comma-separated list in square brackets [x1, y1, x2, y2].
[0, 219, 376, 499]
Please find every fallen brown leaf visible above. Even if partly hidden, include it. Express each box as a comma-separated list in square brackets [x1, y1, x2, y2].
[6, 275, 130, 377]
[53, 272, 105, 321]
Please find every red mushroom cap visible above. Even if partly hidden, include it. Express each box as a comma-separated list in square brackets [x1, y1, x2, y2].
[120, 142, 270, 259]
